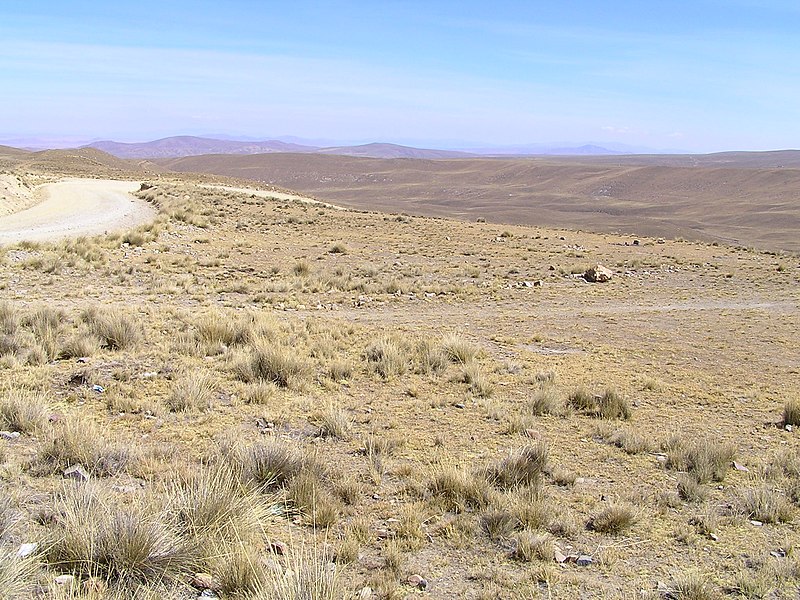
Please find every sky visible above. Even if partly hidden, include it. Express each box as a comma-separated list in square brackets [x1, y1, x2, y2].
[1, 1, 799, 152]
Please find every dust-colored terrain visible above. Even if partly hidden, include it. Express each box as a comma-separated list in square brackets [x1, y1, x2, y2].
[0, 151, 799, 599]
[160, 152, 800, 254]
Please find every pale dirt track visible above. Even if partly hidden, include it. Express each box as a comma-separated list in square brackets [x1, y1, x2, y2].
[0, 179, 155, 244]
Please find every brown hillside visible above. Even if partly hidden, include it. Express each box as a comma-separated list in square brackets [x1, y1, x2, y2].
[161, 153, 800, 253]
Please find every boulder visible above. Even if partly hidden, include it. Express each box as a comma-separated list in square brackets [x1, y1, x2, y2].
[583, 264, 613, 283]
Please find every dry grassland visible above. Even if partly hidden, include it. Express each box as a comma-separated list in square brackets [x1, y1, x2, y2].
[0, 171, 798, 599]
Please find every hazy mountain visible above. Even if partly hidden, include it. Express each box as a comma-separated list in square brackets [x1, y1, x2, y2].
[86, 136, 316, 158]
[315, 143, 474, 159]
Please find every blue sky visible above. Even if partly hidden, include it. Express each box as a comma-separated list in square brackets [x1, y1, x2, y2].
[1, 1, 798, 152]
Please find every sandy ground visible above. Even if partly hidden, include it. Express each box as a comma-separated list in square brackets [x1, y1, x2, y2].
[196, 183, 343, 209]
[0, 178, 155, 243]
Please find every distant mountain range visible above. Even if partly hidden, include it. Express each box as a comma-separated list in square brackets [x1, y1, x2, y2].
[82, 136, 628, 160]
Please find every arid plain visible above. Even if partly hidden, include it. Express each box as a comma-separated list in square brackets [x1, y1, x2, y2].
[0, 145, 798, 599]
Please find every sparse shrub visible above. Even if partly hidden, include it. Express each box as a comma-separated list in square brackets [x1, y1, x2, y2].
[511, 531, 553, 562]
[738, 486, 793, 523]
[429, 466, 492, 512]
[195, 310, 251, 347]
[783, 398, 800, 426]
[328, 243, 347, 254]
[481, 509, 519, 540]
[441, 334, 479, 364]
[510, 485, 552, 530]
[244, 381, 277, 405]
[665, 437, 736, 483]
[609, 428, 651, 454]
[327, 359, 353, 382]
[167, 371, 215, 412]
[365, 337, 407, 380]
[0, 389, 48, 433]
[82, 306, 142, 350]
[587, 503, 637, 534]
[236, 341, 309, 388]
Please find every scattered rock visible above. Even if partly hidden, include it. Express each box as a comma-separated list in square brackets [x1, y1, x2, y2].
[750, 520, 763, 527]
[453, 403, 465, 409]
[733, 461, 749, 472]
[523, 428, 541, 439]
[785, 424, 793, 432]
[0, 431, 20, 440]
[16, 542, 37, 558]
[54, 574, 76, 586]
[554, 548, 567, 563]
[92, 384, 105, 393]
[191, 573, 216, 590]
[199, 590, 218, 598]
[268, 540, 288, 555]
[407, 574, 428, 590]
[583, 264, 613, 283]
[770, 549, 787, 559]
[358, 587, 374, 599]
[576, 555, 593, 567]
[63, 464, 90, 482]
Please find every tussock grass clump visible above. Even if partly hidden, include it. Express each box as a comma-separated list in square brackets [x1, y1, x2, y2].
[81, 306, 142, 350]
[0, 551, 36, 598]
[665, 436, 736, 483]
[235, 341, 310, 388]
[415, 338, 449, 376]
[738, 486, 793, 523]
[0, 301, 19, 335]
[365, 337, 407, 380]
[677, 474, 709, 503]
[672, 572, 715, 600]
[60, 329, 102, 358]
[587, 503, 637, 534]
[441, 334, 480, 364]
[0, 389, 48, 433]
[23, 305, 64, 361]
[37, 416, 134, 476]
[608, 428, 652, 454]
[481, 509, 519, 540]
[327, 359, 353, 382]
[487, 443, 549, 489]
[212, 545, 267, 596]
[232, 439, 313, 489]
[567, 385, 594, 412]
[528, 386, 562, 416]
[457, 363, 494, 398]
[286, 470, 341, 528]
[511, 531, 553, 562]
[595, 388, 632, 420]
[255, 545, 344, 600]
[292, 259, 311, 276]
[47, 484, 195, 585]
[783, 398, 800, 426]
[167, 371, 215, 412]
[429, 466, 492, 512]
[317, 405, 352, 440]
[194, 310, 252, 348]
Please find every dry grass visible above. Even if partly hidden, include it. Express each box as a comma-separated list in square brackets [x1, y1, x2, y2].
[784, 398, 800, 426]
[737, 486, 794, 523]
[167, 371, 215, 412]
[665, 436, 736, 483]
[587, 504, 637, 534]
[235, 341, 310, 388]
[81, 306, 142, 350]
[36, 417, 135, 476]
[429, 466, 492, 512]
[364, 337, 407, 380]
[487, 443, 549, 489]
[0, 389, 48, 433]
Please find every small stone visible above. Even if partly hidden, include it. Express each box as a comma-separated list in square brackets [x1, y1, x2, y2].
[268, 540, 288, 555]
[554, 549, 567, 563]
[54, 574, 76, 586]
[523, 428, 540, 439]
[583, 264, 613, 283]
[199, 590, 218, 598]
[785, 424, 793, 432]
[48, 412, 62, 423]
[770, 549, 787, 558]
[191, 573, 216, 590]
[576, 555, 593, 567]
[750, 520, 763, 527]
[453, 403, 465, 409]
[376, 528, 390, 539]
[0, 431, 20, 440]
[16, 542, 37, 558]
[709, 533, 719, 541]
[63, 464, 90, 482]
[76, 357, 89, 363]
[407, 574, 428, 590]
[733, 461, 749, 472]
[359, 586, 374, 599]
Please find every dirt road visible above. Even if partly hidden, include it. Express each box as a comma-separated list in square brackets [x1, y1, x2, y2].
[0, 179, 155, 244]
